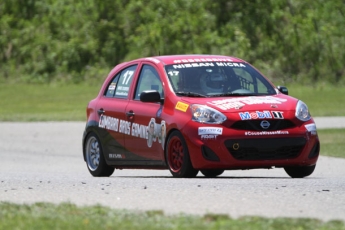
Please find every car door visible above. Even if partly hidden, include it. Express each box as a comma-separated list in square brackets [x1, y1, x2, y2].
[124, 63, 165, 162]
[96, 64, 138, 162]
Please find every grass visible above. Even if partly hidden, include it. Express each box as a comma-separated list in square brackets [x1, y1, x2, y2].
[318, 129, 345, 158]
[0, 202, 344, 230]
[287, 83, 345, 116]
[0, 83, 344, 121]
[0, 83, 100, 121]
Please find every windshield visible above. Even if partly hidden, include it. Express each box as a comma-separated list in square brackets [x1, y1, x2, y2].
[165, 62, 276, 97]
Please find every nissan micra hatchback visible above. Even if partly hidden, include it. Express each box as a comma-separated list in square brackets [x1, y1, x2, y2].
[82, 55, 319, 178]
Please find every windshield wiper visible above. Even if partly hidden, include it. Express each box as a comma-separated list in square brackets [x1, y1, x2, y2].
[175, 91, 207, 97]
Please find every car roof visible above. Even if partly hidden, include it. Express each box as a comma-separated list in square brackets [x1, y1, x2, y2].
[133, 54, 246, 66]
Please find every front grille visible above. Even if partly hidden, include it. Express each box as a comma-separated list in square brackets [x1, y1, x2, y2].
[224, 137, 306, 160]
[231, 120, 295, 131]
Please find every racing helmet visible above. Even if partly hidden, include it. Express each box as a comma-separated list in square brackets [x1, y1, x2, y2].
[200, 70, 226, 93]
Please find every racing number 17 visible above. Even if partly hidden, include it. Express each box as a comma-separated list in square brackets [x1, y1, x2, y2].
[122, 70, 134, 85]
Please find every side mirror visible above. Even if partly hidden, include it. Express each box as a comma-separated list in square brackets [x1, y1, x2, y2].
[140, 90, 164, 104]
[277, 86, 288, 95]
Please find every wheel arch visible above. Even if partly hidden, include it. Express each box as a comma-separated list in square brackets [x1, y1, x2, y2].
[163, 128, 181, 163]
[82, 121, 101, 161]
[164, 129, 198, 177]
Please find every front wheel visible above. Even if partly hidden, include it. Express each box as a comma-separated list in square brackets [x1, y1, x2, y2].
[85, 132, 114, 177]
[201, 169, 224, 178]
[166, 131, 198, 178]
[284, 165, 316, 178]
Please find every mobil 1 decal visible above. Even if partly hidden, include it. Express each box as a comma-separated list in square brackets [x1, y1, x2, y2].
[99, 115, 166, 150]
[238, 111, 284, 120]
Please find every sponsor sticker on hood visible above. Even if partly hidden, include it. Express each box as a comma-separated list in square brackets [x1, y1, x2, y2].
[207, 96, 287, 111]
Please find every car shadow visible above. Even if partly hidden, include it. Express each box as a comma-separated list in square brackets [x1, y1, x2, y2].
[112, 176, 293, 179]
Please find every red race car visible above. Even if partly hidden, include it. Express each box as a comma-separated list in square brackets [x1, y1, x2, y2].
[82, 55, 319, 178]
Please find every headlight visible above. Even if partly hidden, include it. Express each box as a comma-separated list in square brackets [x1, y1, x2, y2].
[295, 100, 311, 121]
[190, 104, 227, 124]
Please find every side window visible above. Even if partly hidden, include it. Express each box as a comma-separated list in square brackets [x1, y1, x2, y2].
[233, 68, 254, 91]
[135, 65, 163, 100]
[114, 65, 137, 98]
[233, 68, 269, 93]
[105, 74, 120, 97]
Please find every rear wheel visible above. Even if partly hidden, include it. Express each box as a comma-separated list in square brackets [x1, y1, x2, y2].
[166, 131, 198, 178]
[85, 132, 114, 177]
[284, 165, 316, 178]
[201, 169, 224, 178]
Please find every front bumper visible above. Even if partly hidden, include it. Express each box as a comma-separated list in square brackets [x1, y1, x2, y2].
[181, 120, 320, 170]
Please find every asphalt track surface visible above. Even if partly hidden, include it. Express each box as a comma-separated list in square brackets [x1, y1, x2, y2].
[1, 117, 345, 221]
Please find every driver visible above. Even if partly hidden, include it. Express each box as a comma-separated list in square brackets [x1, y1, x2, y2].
[200, 70, 227, 94]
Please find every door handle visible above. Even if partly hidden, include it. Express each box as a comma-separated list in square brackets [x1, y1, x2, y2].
[126, 111, 135, 117]
[97, 109, 105, 115]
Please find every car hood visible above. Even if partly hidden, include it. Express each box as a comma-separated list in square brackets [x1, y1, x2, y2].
[180, 94, 298, 113]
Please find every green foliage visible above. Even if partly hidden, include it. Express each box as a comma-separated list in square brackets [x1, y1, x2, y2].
[0, 202, 344, 230]
[0, 0, 344, 84]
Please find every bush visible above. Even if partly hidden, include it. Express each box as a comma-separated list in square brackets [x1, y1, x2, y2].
[0, 0, 344, 84]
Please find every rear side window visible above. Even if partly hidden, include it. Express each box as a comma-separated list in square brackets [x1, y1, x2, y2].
[104, 65, 138, 98]
[105, 74, 120, 97]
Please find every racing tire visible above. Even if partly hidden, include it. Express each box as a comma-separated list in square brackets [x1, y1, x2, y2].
[200, 169, 224, 178]
[284, 165, 316, 178]
[85, 132, 115, 177]
[166, 131, 198, 178]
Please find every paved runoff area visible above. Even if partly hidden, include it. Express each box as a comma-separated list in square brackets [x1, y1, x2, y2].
[0, 120, 344, 221]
